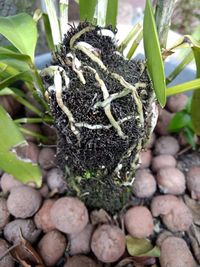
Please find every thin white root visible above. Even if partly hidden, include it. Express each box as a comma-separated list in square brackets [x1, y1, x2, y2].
[66, 53, 86, 84]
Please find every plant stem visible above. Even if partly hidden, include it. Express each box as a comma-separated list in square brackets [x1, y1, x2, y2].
[167, 78, 200, 96]
[94, 0, 108, 27]
[127, 29, 143, 59]
[155, 0, 177, 48]
[59, 0, 69, 39]
[14, 117, 53, 124]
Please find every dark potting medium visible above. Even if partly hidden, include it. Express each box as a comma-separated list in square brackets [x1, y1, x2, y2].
[40, 22, 155, 213]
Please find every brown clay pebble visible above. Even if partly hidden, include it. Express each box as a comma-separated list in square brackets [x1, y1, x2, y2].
[34, 199, 55, 233]
[186, 166, 200, 200]
[156, 230, 173, 247]
[0, 173, 22, 193]
[133, 170, 156, 198]
[39, 183, 50, 198]
[155, 109, 173, 136]
[151, 154, 176, 173]
[22, 123, 41, 143]
[91, 224, 125, 263]
[50, 197, 88, 234]
[166, 94, 188, 113]
[151, 195, 193, 232]
[124, 206, 154, 238]
[46, 168, 67, 193]
[160, 237, 196, 267]
[139, 149, 152, 169]
[4, 219, 41, 244]
[7, 186, 42, 218]
[38, 148, 56, 170]
[69, 224, 94, 255]
[0, 95, 21, 117]
[0, 198, 10, 229]
[0, 238, 14, 267]
[38, 230, 67, 266]
[154, 136, 180, 156]
[14, 142, 39, 164]
[156, 167, 186, 195]
[64, 255, 98, 267]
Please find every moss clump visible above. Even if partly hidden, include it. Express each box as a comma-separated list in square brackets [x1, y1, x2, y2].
[41, 22, 154, 213]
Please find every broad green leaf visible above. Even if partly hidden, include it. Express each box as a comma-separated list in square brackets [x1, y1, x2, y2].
[168, 112, 191, 132]
[42, 13, 55, 51]
[0, 71, 33, 90]
[191, 90, 200, 135]
[0, 13, 37, 61]
[126, 236, 160, 257]
[106, 0, 118, 29]
[0, 106, 42, 186]
[79, 0, 97, 23]
[143, 0, 166, 107]
[183, 128, 196, 149]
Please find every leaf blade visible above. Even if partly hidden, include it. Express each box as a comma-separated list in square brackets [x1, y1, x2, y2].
[106, 0, 118, 28]
[79, 0, 97, 23]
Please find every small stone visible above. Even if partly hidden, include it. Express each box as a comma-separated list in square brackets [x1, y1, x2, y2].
[64, 255, 98, 267]
[124, 206, 154, 238]
[22, 123, 41, 143]
[7, 186, 42, 218]
[46, 168, 67, 193]
[0, 238, 14, 267]
[39, 183, 50, 198]
[156, 167, 186, 195]
[0, 198, 10, 229]
[14, 142, 39, 164]
[186, 166, 200, 200]
[155, 109, 173, 136]
[139, 149, 152, 169]
[50, 197, 89, 234]
[0, 173, 22, 193]
[151, 155, 176, 173]
[38, 148, 56, 170]
[38, 230, 67, 266]
[166, 94, 188, 113]
[4, 219, 41, 244]
[91, 224, 125, 263]
[156, 230, 173, 247]
[133, 170, 156, 198]
[34, 199, 55, 232]
[154, 136, 180, 156]
[160, 237, 196, 267]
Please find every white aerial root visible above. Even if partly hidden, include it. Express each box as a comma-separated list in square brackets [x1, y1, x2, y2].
[66, 52, 86, 84]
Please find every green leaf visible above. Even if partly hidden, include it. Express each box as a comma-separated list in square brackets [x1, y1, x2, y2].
[126, 236, 160, 257]
[106, 0, 118, 29]
[183, 128, 196, 149]
[0, 106, 42, 186]
[168, 112, 191, 132]
[0, 71, 33, 90]
[0, 13, 37, 61]
[79, 0, 97, 23]
[42, 13, 55, 51]
[143, 0, 166, 107]
[191, 89, 200, 135]
[167, 78, 200, 96]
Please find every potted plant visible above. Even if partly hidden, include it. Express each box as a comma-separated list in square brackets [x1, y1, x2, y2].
[0, 0, 199, 266]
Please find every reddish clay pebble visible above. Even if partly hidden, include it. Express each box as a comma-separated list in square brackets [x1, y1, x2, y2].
[133, 170, 156, 198]
[34, 199, 55, 233]
[22, 123, 41, 143]
[46, 168, 66, 193]
[154, 136, 180, 156]
[139, 149, 152, 169]
[0, 198, 10, 229]
[156, 230, 173, 247]
[156, 167, 186, 195]
[14, 142, 39, 164]
[186, 167, 200, 200]
[0, 173, 22, 193]
[155, 109, 173, 136]
[38, 230, 67, 266]
[124, 206, 154, 238]
[160, 237, 196, 267]
[38, 148, 56, 170]
[50, 197, 88, 234]
[0, 238, 14, 267]
[91, 224, 125, 263]
[0, 95, 21, 117]
[151, 154, 176, 172]
[39, 183, 50, 198]
[64, 255, 98, 267]
[4, 219, 41, 244]
[166, 94, 188, 113]
[69, 224, 94, 255]
[7, 186, 42, 218]
[151, 195, 179, 217]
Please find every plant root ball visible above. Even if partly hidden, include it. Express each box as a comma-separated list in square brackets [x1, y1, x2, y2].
[91, 224, 125, 263]
[69, 224, 94, 255]
[160, 237, 196, 267]
[133, 170, 156, 198]
[166, 94, 188, 113]
[155, 109, 173, 136]
[154, 136, 180, 156]
[4, 219, 41, 244]
[186, 166, 200, 200]
[38, 148, 56, 170]
[156, 167, 186, 195]
[138, 149, 152, 169]
[124, 206, 154, 238]
[151, 155, 176, 173]
[0, 198, 10, 229]
[0, 238, 14, 267]
[7, 186, 42, 218]
[0, 173, 22, 193]
[151, 195, 193, 232]
[38, 230, 67, 266]
[34, 199, 56, 233]
[50, 197, 89, 234]
[64, 255, 98, 267]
